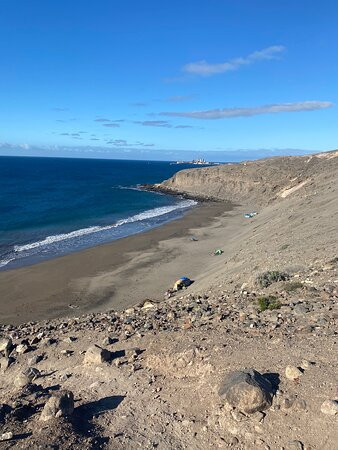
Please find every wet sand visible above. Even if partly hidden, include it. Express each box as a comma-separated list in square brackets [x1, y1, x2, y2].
[0, 202, 242, 325]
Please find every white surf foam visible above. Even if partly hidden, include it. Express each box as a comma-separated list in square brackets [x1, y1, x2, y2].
[0, 257, 15, 268]
[13, 199, 197, 254]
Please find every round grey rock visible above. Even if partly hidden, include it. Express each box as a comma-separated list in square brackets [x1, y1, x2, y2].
[218, 368, 273, 414]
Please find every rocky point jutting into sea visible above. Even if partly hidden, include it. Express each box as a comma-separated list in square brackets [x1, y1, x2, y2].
[0, 150, 337, 449]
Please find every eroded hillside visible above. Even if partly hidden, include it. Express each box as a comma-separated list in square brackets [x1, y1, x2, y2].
[160, 150, 338, 206]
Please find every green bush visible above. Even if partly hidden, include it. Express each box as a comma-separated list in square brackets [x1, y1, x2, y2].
[257, 296, 281, 312]
[282, 281, 303, 292]
[256, 271, 289, 288]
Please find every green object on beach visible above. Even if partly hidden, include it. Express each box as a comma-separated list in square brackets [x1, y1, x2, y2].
[214, 249, 224, 256]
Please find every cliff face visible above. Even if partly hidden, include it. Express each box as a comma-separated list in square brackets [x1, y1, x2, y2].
[161, 150, 338, 206]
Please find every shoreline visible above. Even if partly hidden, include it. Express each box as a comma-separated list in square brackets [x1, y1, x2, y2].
[0, 201, 236, 325]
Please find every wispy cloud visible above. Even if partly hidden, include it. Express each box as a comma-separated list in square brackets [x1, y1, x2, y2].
[161, 101, 333, 120]
[51, 107, 69, 112]
[134, 120, 172, 128]
[134, 120, 199, 129]
[182, 45, 285, 77]
[106, 139, 155, 148]
[103, 123, 120, 128]
[94, 118, 111, 122]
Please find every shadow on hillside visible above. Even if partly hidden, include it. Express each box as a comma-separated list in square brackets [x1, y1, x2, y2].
[75, 395, 125, 420]
[263, 372, 280, 395]
[69, 395, 125, 444]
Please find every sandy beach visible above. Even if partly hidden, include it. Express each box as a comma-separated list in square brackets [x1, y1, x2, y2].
[0, 201, 239, 325]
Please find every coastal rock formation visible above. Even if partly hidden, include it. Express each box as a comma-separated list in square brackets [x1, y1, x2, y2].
[157, 150, 338, 206]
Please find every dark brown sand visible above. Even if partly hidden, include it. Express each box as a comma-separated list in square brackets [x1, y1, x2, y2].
[0, 202, 233, 325]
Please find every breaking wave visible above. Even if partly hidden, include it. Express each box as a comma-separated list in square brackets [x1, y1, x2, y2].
[4, 199, 197, 262]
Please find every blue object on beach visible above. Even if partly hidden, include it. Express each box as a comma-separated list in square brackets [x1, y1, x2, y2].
[244, 212, 258, 218]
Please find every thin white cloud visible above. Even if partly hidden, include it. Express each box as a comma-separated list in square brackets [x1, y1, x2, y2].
[182, 45, 285, 76]
[103, 123, 120, 128]
[161, 101, 333, 120]
[134, 120, 172, 128]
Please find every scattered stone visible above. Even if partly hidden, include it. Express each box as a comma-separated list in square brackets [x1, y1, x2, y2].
[300, 359, 315, 370]
[14, 367, 40, 388]
[0, 338, 12, 356]
[41, 337, 57, 346]
[63, 336, 77, 343]
[28, 354, 43, 365]
[103, 336, 118, 346]
[0, 356, 11, 371]
[287, 440, 303, 449]
[285, 366, 303, 381]
[125, 347, 141, 360]
[14, 373, 31, 389]
[83, 344, 111, 365]
[218, 368, 273, 414]
[320, 399, 338, 416]
[40, 390, 74, 421]
[24, 366, 40, 380]
[141, 300, 157, 310]
[61, 349, 73, 356]
[0, 432, 13, 442]
[16, 343, 30, 354]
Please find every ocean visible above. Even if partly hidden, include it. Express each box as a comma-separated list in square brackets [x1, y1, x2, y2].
[0, 156, 199, 271]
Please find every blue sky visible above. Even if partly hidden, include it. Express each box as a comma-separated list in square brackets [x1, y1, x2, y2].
[0, 0, 337, 161]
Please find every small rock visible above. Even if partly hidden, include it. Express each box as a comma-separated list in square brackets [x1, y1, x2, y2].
[28, 354, 43, 365]
[61, 349, 73, 356]
[0, 338, 12, 356]
[287, 440, 303, 449]
[285, 366, 303, 380]
[63, 337, 77, 343]
[16, 343, 30, 354]
[218, 368, 273, 414]
[0, 432, 13, 441]
[83, 344, 111, 365]
[0, 356, 11, 371]
[14, 374, 31, 388]
[23, 367, 40, 381]
[320, 399, 338, 416]
[102, 336, 118, 346]
[14, 367, 40, 388]
[41, 337, 57, 346]
[40, 390, 74, 421]
[125, 347, 141, 360]
[300, 360, 315, 370]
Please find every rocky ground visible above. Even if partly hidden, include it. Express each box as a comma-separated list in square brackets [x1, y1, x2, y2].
[0, 258, 337, 449]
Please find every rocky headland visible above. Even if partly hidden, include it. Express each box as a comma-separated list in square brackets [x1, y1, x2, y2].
[0, 150, 337, 449]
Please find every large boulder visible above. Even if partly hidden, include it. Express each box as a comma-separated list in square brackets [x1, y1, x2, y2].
[218, 368, 273, 414]
[40, 390, 74, 421]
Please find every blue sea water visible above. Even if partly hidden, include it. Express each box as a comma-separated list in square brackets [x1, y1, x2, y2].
[0, 156, 199, 271]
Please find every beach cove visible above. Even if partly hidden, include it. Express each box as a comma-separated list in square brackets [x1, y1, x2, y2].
[0, 201, 241, 324]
